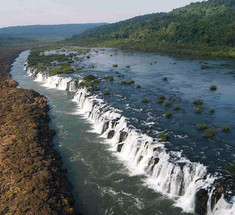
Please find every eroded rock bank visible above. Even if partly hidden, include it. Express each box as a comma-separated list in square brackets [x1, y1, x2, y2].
[0, 49, 76, 214]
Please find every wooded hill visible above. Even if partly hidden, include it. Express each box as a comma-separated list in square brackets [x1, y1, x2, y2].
[70, 0, 235, 57]
[0, 23, 106, 38]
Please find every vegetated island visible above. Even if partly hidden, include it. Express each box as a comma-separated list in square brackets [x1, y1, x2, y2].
[0, 37, 76, 214]
[66, 0, 235, 58]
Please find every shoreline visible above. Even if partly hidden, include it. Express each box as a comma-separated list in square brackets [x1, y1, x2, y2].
[0, 49, 76, 214]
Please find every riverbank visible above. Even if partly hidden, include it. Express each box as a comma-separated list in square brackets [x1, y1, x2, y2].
[0, 47, 76, 214]
[63, 38, 235, 59]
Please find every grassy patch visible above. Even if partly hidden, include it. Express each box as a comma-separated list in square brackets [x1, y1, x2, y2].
[103, 90, 110, 95]
[165, 112, 172, 118]
[174, 104, 180, 110]
[49, 64, 74, 76]
[221, 125, 230, 132]
[164, 101, 172, 107]
[103, 75, 114, 81]
[203, 128, 216, 138]
[121, 80, 135, 85]
[194, 99, 203, 105]
[84, 74, 97, 81]
[210, 85, 217, 91]
[158, 133, 170, 142]
[210, 108, 215, 113]
[196, 124, 208, 131]
[141, 98, 149, 103]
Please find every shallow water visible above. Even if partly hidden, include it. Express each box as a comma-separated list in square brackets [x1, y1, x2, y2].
[11, 49, 235, 215]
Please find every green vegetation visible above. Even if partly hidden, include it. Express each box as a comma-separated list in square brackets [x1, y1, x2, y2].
[103, 90, 110, 95]
[84, 74, 97, 81]
[165, 112, 172, 118]
[126, 65, 130, 68]
[203, 128, 216, 138]
[136, 85, 141, 88]
[158, 133, 170, 141]
[194, 99, 203, 105]
[210, 108, 215, 113]
[49, 63, 74, 76]
[196, 124, 208, 131]
[195, 106, 203, 114]
[79, 74, 101, 89]
[210, 85, 217, 91]
[103, 75, 114, 81]
[69, 0, 235, 58]
[221, 125, 230, 132]
[141, 98, 149, 103]
[113, 64, 118, 67]
[121, 80, 135, 85]
[157, 95, 166, 104]
[91, 86, 100, 92]
[174, 105, 180, 110]
[164, 101, 172, 106]
[163, 77, 168, 81]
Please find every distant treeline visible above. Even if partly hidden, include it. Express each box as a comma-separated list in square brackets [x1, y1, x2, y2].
[70, 0, 235, 57]
[0, 23, 107, 38]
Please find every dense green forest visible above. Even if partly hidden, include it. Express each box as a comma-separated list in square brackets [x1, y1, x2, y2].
[69, 0, 235, 57]
[0, 23, 106, 38]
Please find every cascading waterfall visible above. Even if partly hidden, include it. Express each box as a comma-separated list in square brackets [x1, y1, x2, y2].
[24, 62, 235, 215]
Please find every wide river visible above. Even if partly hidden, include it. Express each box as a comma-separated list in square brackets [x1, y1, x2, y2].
[11, 49, 235, 215]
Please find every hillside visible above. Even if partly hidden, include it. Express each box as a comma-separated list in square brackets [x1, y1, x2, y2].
[0, 23, 106, 38]
[70, 0, 235, 57]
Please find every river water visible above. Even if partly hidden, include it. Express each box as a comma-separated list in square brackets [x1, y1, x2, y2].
[11, 49, 235, 215]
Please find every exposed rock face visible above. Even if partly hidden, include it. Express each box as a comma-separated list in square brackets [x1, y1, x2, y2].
[0, 49, 76, 214]
[195, 189, 209, 215]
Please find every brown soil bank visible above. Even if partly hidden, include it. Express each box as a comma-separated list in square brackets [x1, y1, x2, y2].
[0, 47, 76, 214]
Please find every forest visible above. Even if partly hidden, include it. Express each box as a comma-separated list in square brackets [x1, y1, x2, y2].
[70, 0, 235, 57]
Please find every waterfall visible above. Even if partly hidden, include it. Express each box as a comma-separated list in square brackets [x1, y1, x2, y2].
[25, 63, 235, 215]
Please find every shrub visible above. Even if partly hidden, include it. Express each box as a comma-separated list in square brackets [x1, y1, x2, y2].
[141, 98, 149, 103]
[174, 105, 180, 110]
[157, 98, 164, 104]
[210, 85, 217, 91]
[136, 85, 141, 88]
[121, 80, 135, 85]
[126, 65, 130, 68]
[91, 86, 100, 92]
[203, 128, 216, 138]
[103, 76, 114, 81]
[163, 77, 168, 81]
[84, 74, 97, 81]
[196, 124, 208, 131]
[210, 108, 215, 113]
[194, 99, 203, 105]
[221, 125, 230, 132]
[158, 133, 170, 141]
[165, 112, 172, 118]
[113, 64, 118, 67]
[87, 55, 91, 59]
[164, 101, 172, 106]
[103, 90, 110, 95]
[195, 106, 203, 113]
